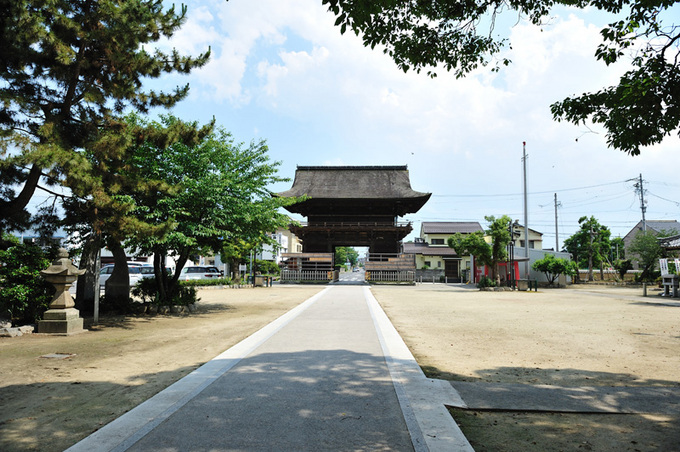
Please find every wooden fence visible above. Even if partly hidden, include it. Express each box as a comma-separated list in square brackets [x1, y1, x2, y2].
[280, 270, 334, 282]
[365, 270, 415, 283]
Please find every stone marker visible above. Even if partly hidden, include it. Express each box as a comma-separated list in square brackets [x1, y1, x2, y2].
[37, 248, 86, 335]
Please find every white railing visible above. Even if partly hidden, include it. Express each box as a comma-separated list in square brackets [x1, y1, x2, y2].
[365, 270, 415, 282]
[280, 270, 332, 282]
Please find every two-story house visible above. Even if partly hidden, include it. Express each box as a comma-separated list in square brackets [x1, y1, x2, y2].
[258, 227, 303, 264]
[510, 225, 544, 251]
[403, 221, 483, 282]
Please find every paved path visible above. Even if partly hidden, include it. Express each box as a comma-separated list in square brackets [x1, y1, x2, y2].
[67, 286, 471, 452]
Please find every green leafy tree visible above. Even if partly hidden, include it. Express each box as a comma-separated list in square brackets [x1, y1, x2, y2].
[563, 216, 611, 282]
[628, 231, 664, 281]
[448, 215, 512, 284]
[0, 0, 210, 234]
[0, 235, 55, 325]
[335, 247, 359, 267]
[325, 0, 679, 154]
[532, 254, 577, 286]
[62, 115, 213, 312]
[221, 239, 256, 283]
[126, 121, 297, 305]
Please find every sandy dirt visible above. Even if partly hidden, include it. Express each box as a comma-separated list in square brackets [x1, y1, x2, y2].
[1, 283, 678, 451]
[372, 284, 680, 452]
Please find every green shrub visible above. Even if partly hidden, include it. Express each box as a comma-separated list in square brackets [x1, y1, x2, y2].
[131, 277, 158, 304]
[255, 259, 280, 275]
[179, 277, 232, 288]
[613, 259, 633, 280]
[477, 275, 497, 289]
[131, 277, 201, 307]
[0, 236, 54, 326]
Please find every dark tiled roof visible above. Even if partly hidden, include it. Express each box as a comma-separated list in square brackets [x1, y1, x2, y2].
[421, 222, 483, 234]
[403, 242, 459, 257]
[647, 220, 680, 234]
[276, 166, 431, 200]
[624, 220, 680, 241]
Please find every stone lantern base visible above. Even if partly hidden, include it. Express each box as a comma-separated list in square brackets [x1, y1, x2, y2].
[37, 308, 85, 335]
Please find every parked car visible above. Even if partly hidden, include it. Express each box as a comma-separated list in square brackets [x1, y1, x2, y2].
[178, 265, 223, 281]
[99, 264, 155, 288]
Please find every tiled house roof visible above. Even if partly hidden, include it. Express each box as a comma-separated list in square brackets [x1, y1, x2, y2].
[421, 222, 483, 234]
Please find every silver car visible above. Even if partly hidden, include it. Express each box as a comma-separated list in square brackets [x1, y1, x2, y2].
[100, 265, 155, 288]
[178, 266, 223, 281]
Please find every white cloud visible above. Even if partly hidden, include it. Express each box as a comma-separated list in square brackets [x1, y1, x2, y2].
[161, 0, 678, 239]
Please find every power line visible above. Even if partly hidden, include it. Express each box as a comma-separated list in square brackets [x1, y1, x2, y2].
[647, 191, 680, 207]
[431, 179, 628, 198]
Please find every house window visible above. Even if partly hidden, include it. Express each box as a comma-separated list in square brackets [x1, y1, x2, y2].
[424, 261, 431, 267]
[437, 261, 441, 267]
[431, 238, 445, 245]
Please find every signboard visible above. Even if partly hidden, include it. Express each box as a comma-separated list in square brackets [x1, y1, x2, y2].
[239, 264, 247, 272]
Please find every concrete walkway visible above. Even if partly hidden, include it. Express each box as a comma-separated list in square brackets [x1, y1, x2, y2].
[67, 286, 472, 452]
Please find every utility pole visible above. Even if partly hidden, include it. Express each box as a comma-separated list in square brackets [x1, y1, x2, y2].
[633, 173, 647, 232]
[588, 221, 594, 281]
[554, 193, 561, 252]
[522, 142, 529, 278]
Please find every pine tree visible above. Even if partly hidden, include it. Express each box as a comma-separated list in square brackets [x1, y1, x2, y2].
[0, 0, 210, 233]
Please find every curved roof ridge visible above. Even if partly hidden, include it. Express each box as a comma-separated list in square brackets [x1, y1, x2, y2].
[296, 165, 409, 171]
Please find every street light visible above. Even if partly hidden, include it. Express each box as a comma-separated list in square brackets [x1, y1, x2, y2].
[508, 220, 520, 288]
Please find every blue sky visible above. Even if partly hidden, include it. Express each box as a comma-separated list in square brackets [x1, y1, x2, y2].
[146, 0, 680, 247]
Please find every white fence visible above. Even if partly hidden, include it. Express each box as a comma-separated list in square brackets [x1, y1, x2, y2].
[365, 270, 415, 283]
[280, 270, 332, 282]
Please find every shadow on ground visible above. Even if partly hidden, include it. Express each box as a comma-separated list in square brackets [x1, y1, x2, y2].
[80, 303, 237, 330]
[422, 365, 680, 388]
[0, 366, 199, 452]
[124, 349, 413, 451]
[423, 364, 680, 452]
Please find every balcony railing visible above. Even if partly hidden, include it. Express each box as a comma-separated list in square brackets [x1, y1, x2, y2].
[291, 221, 412, 228]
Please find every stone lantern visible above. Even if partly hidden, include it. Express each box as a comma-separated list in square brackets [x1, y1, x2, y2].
[37, 248, 86, 335]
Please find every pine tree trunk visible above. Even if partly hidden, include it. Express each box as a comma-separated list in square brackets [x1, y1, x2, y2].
[75, 234, 101, 313]
[105, 239, 130, 311]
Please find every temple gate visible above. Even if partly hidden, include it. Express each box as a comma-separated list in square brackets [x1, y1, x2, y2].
[276, 166, 431, 282]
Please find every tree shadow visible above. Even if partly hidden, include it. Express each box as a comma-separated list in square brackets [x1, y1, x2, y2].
[423, 363, 680, 452]
[422, 365, 680, 388]
[0, 366, 199, 452]
[126, 349, 414, 451]
[80, 303, 237, 331]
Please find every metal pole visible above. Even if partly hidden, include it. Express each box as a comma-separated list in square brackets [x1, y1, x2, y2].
[554, 193, 559, 252]
[639, 173, 647, 233]
[522, 142, 529, 278]
[249, 250, 254, 284]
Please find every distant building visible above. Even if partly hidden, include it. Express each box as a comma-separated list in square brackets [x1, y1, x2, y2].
[11, 229, 65, 247]
[257, 227, 303, 264]
[403, 221, 483, 282]
[509, 225, 543, 251]
[623, 220, 680, 269]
